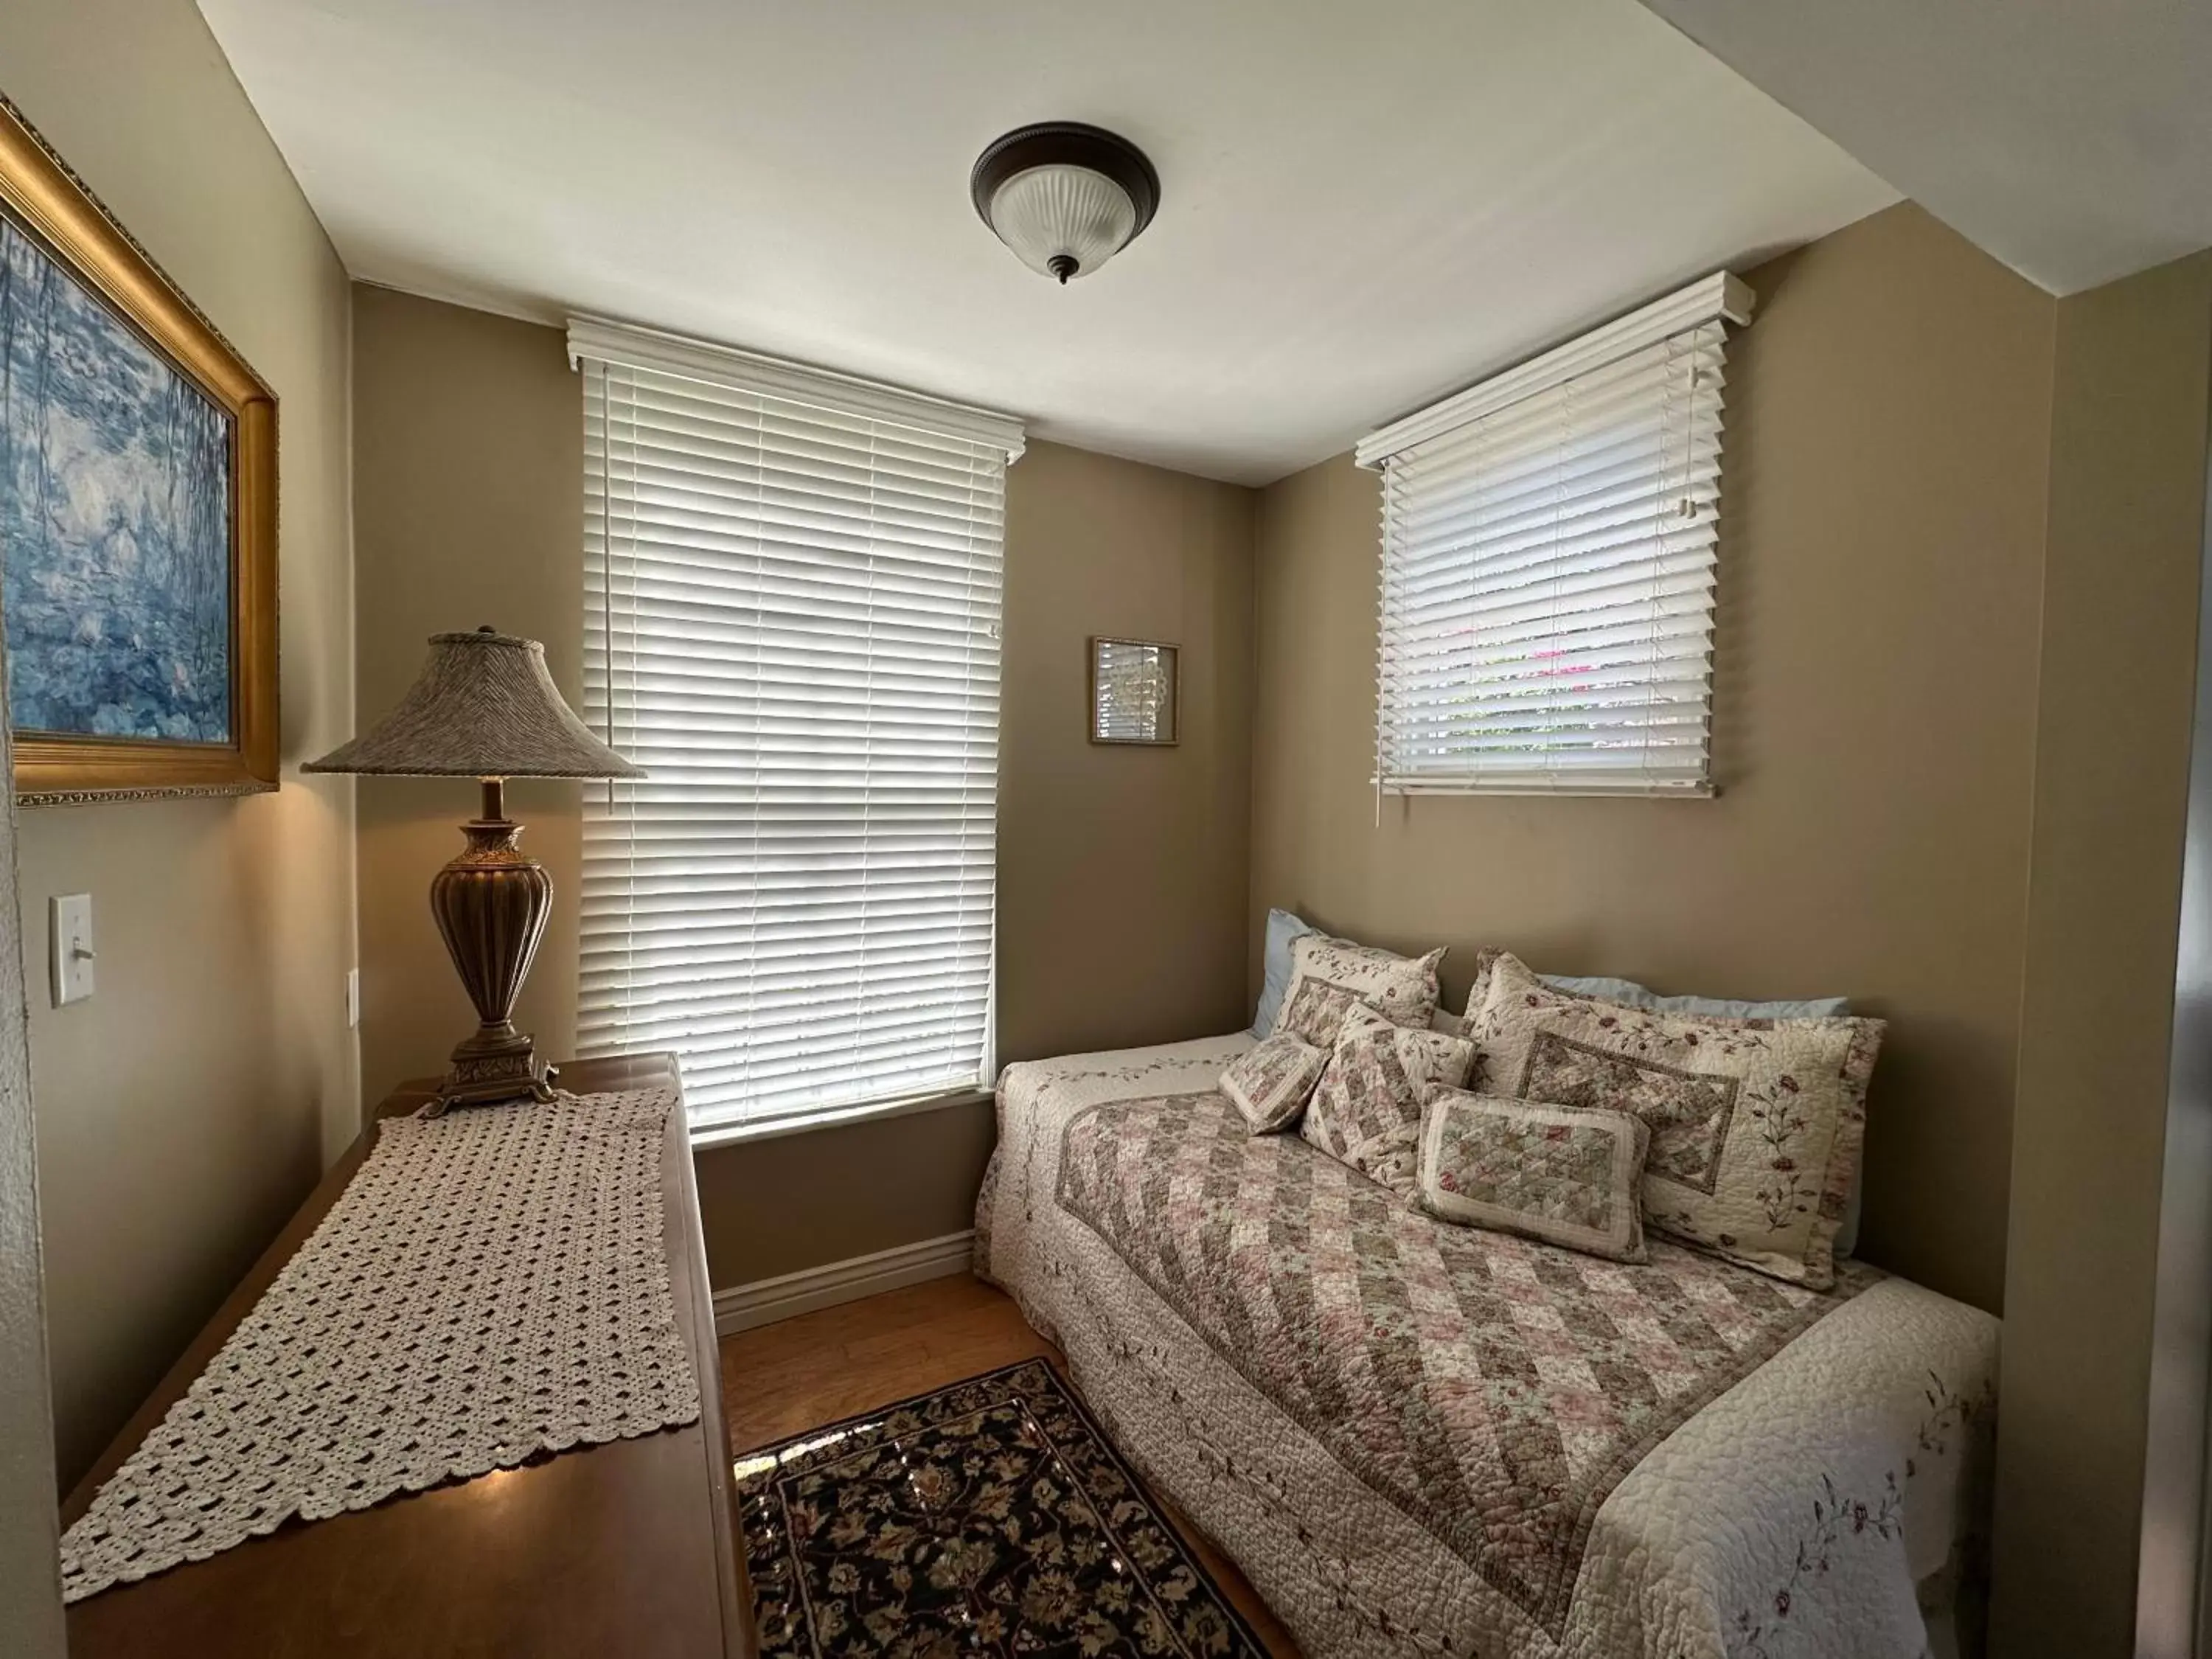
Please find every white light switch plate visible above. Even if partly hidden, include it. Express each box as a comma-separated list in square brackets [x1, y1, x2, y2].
[346, 967, 361, 1029]
[50, 893, 94, 1007]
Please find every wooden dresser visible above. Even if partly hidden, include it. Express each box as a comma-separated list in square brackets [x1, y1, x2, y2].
[61, 1053, 754, 1659]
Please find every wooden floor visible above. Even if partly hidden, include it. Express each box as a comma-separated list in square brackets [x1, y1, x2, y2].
[719, 1274, 1302, 1657]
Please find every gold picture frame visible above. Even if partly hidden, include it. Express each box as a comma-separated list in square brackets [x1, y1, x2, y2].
[0, 96, 278, 805]
[1088, 636, 1180, 746]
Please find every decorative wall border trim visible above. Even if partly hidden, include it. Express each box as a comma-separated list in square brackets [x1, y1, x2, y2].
[712, 1229, 976, 1336]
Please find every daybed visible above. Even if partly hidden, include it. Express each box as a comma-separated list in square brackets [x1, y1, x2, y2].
[975, 1032, 1997, 1659]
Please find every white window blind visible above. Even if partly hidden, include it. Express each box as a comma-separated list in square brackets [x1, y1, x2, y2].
[570, 318, 1023, 1138]
[1358, 272, 1753, 796]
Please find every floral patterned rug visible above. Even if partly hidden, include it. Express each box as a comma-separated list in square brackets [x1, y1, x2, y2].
[734, 1359, 1268, 1658]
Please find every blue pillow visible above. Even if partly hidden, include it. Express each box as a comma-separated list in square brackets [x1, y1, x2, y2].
[1539, 975, 1848, 1021]
[1251, 908, 1318, 1037]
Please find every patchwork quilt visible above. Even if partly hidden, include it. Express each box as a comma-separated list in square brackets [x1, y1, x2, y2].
[976, 1034, 1999, 1659]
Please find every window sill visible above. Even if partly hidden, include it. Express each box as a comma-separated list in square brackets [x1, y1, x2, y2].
[1375, 779, 1719, 799]
[686, 1085, 994, 1151]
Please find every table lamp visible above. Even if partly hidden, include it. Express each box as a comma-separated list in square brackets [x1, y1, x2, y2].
[305, 627, 644, 1112]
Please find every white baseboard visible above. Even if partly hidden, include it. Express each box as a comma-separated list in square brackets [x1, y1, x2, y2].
[712, 1229, 976, 1336]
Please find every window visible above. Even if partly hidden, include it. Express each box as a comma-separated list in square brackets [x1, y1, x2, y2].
[1357, 272, 1752, 796]
[570, 319, 1023, 1140]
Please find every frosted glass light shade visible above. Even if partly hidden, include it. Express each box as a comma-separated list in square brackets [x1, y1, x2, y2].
[971, 122, 1161, 284]
[985, 165, 1138, 282]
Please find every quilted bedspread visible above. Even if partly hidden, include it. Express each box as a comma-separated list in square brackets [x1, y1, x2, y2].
[976, 1034, 1999, 1659]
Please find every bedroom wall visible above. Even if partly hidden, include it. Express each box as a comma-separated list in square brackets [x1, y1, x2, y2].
[1989, 249, 2212, 1659]
[1248, 202, 2053, 1315]
[348, 288, 1255, 1287]
[2, 0, 360, 1491]
[349, 287, 584, 1110]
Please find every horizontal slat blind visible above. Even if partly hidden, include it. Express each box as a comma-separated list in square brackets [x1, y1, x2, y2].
[1373, 318, 1731, 795]
[577, 347, 1010, 1136]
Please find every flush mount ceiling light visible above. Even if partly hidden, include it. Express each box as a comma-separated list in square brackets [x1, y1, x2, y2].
[970, 122, 1160, 284]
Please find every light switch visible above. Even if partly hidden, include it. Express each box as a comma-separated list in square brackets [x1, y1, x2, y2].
[51, 893, 94, 1007]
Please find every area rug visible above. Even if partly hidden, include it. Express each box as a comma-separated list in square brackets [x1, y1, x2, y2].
[734, 1358, 1269, 1658]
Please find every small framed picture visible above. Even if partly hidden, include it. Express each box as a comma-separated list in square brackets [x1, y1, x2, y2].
[1088, 636, 1179, 746]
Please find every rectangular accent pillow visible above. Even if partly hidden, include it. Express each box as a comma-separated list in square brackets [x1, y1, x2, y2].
[1416, 1090, 1652, 1263]
[1274, 933, 1446, 1048]
[1250, 908, 1319, 1038]
[1220, 1032, 1328, 1134]
[1464, 951, 1884, 1289]
[1300, 1003, 1474, 1197]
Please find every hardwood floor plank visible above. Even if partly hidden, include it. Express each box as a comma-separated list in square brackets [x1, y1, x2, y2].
[719, 1275, 1302, 1658]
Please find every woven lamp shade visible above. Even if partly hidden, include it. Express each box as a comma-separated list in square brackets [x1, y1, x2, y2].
[305, 628, 642, 779]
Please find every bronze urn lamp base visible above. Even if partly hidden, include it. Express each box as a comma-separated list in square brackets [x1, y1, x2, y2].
[426, 778, 559, 1113]
[305, 627, 645, 1111]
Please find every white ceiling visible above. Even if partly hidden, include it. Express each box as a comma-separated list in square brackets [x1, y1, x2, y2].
[198, 0, 1895, 484]
[1638, 0, 2212, 297]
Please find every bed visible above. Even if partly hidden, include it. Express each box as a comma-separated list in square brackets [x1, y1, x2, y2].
[975, 1033, 1997, 1659]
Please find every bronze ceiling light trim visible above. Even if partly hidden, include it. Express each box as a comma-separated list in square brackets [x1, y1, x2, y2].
[970, 122, 1161, 284]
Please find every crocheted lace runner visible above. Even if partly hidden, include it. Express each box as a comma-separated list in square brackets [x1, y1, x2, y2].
[59, 1085, 702, 1601]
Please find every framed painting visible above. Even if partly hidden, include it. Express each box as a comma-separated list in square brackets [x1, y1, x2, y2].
[1088, 636, 1179, 745]
[0, 96, 276, 804]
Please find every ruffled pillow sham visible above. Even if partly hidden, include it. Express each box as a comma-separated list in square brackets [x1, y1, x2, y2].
[1273, 933, 1445, 1048]
[1453, 947, 1870, 1259]
[1462, 951, 1883, 1289]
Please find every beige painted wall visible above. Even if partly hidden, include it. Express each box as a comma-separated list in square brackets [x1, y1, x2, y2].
[1989, 251, 2212, 1659]
[2, 1, 359, 1489]
[1250, 204, 2054, 1314]
[996, 439, 1256, 1062]
[350, 287, 585, 1110]
[347, 291, 1256, 1286]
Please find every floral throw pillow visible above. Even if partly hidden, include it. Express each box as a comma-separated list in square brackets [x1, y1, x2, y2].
[1464, 952, 1884, 1289]
[1220, 1032, 1328, 1135]
[1273, 933, 1446, 1048]
[1300, 1003, 1475, 1197]
[1416, 1091, 1652, 1263]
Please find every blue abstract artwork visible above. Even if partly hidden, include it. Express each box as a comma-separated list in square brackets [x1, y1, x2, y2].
[0, 214, 233, 742]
